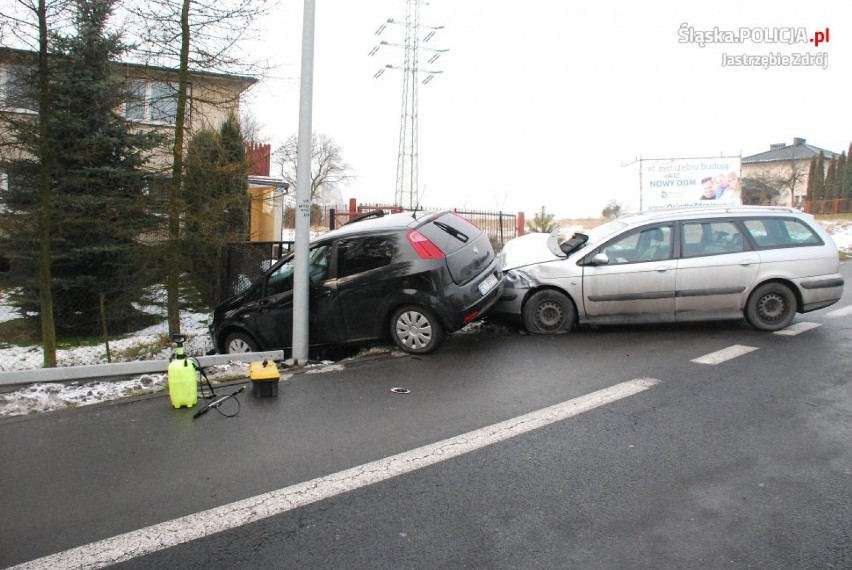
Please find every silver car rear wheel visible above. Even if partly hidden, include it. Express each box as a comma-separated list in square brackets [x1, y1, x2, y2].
[745, 283, 796, 331]
[390, 306, 444, 354]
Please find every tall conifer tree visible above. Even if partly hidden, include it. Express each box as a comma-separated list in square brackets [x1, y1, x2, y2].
[1, 0, 160, 335]
[183, 114, 249, 307]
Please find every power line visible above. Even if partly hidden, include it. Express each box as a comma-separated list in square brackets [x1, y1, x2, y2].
[370, 0, 447, 209]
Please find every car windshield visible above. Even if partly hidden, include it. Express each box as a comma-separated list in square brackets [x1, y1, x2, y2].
[585, 220, 628, 246]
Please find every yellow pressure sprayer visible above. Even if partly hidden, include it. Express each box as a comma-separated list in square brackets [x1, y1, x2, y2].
[167, 334, 198, 408]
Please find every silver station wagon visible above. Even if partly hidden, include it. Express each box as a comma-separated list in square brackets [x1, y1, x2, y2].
[493, 206, 844, 334]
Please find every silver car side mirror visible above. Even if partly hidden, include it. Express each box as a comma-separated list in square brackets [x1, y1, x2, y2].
[589, 252, 609, 266]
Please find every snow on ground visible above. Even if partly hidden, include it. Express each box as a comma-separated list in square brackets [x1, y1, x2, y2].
[0, 290, 20, 324]
[820, 219, 852, 251]
[2, 219, 851, 419]
[0, 347, 404, 419]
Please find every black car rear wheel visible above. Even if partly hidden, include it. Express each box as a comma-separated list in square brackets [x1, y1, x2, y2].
[225, 331, 258, 353]
[522, 290, 575, 334]
[390, 306, 444, 354]
[745, 283, 796, 331]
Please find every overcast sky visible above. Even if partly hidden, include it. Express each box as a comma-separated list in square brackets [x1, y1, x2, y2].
[245, 0, 852, 219]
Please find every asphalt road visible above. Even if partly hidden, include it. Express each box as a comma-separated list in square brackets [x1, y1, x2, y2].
[2, 264, 851, 569]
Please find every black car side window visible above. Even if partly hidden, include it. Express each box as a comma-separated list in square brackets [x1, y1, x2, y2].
[265, 259, 295, 296]
[337, 236, 395, 278]
[264, 244, 331, 296]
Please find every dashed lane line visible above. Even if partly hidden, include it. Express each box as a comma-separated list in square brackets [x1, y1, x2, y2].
[10, 378, 661, 570]
[826, 305, 852, 319]
[773, 322, 822, 336]
[691, 344, 758, 365]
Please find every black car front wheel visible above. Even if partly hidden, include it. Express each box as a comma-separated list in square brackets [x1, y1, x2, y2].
[522, 290, 575, 334]
[224, 331, 258, 353]
[390, 306, 444, 354]
[745, 283, 796, 331]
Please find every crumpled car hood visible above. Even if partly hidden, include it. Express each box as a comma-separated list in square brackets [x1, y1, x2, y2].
[499, 230, 563, 271]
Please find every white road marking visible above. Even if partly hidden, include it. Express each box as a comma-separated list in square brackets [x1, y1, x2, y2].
[691, 345, 758, 365]
[773, 322, 822, 336]
[11, 378, 660, 570]
[826, 305, 852, 319]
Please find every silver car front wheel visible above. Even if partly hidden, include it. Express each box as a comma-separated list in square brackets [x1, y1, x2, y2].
[522, 289, 575, 334]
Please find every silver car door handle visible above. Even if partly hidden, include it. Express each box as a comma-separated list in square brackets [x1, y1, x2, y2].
[739, 258, 759, 266]
[655, 265, 673, 272]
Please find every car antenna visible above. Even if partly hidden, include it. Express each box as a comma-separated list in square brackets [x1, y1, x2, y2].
[411, 185, 427, 220]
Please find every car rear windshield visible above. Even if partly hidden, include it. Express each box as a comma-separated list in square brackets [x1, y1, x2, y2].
[741, 217, 823, 248]
[417, 212, 481, 255]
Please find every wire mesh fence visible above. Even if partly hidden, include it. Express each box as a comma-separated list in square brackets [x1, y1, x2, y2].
[0, 279, 214, 373]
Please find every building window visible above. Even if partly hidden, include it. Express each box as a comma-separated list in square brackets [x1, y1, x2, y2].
[0, 65, 38, 113]
[125, 79, 187, 125]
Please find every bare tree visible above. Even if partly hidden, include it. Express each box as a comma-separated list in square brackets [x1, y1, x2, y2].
[602, 200, 622, 219]
[240, 109, 265, 145]
[274, 133, 355, 204]
[744, 155, 809, 207]
[122, 0, 270, 334]
[741, 173, 784, 205]
[0, 0, 71, 367]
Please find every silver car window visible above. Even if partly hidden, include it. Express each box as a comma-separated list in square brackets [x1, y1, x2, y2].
[602, 225, 673, 265]
[742, 218, 823, 248]
[681, 221, 744, 257]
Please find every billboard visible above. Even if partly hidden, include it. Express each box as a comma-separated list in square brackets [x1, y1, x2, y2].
[640, 156, 742, 210]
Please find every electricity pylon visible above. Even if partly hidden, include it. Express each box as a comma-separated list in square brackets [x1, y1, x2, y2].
[370, 0, 446, 209]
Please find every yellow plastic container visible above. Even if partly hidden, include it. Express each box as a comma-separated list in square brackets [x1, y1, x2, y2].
[250, 361, 280, 398]
[168, 358, 198, 408]
[249, 361, 280, 380]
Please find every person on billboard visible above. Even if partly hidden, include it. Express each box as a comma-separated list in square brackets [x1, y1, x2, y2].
[700, 177, 716, 200]
[715, 172, 740, 201]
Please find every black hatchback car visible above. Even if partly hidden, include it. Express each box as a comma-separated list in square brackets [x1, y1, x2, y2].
[209, 210, 503, 355]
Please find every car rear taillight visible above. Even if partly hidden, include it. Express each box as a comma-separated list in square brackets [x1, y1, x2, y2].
[463, 310, 479, 324]
[407, 230, 445, 259]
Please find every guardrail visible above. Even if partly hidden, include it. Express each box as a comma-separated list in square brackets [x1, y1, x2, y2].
[0, 350, 286, 387]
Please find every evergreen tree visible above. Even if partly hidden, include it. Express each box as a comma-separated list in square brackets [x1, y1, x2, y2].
[526, 206, 557, 233]
[183, 114, 249, 307]
[1, 0, 161, 335]
[845, 143, 852, 199]
[811, 151, 826, 201]
[824, 156, 837, 200]
[806, 156, 818, 200]
[833, 152, 847, 200]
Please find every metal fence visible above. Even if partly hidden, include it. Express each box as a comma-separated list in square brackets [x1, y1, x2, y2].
[289, 203, 520, 249]
[804, 199, 852, 215]
[220, 241, 293, 302]
[0, 281, 214, 373]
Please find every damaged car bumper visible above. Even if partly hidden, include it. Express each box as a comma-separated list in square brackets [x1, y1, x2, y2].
[490, 268, 533, 321]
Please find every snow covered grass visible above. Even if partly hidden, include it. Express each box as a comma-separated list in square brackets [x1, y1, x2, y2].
[0, 297, 213, 372]
[0, 345, 406, 418]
